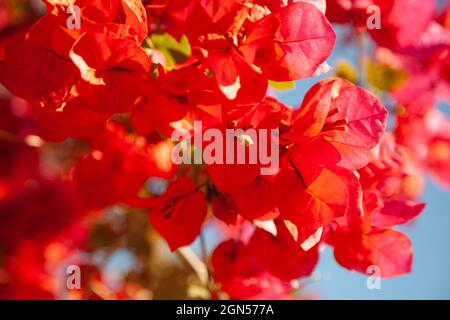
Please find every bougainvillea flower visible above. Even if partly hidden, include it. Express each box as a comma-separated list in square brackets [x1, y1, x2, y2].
[240, 1, 335, 81]
[329, 227, 413, 278]
[0, 0, 150, 141]
[205, 97, 288, 194]
[149, 176, 207, 251]
[212, 194, 239, 226]
[247, 220, 319, 280]
[205, 119, 267, 193]
[184, 1, 335, 100]
[325, 0, 370, 28]
[395, 107, 450, 189]
[369, 0, 435, 49]
[131, 65, 223, 135]
[0, 34, 78, 101]
[370, 199, 425, 229]
[290, 77, 388, 170]
[326, 0, 436, 50]
[356, 133, 426, 226]
[144, 0, 196, 40]
[229, 175, 280, 221]
[427, 137, 450, 188]
[212, 239, 291, 299]
[274, 156, 362, 233]
[44, 0, 148, 44]
[70, 30, 151, 113]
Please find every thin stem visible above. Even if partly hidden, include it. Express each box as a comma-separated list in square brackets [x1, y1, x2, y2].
[0, 129, 45, 148]
[199, 231, 215, 295]
[176, 247, 208, 284]
[0, 129, 21, 143]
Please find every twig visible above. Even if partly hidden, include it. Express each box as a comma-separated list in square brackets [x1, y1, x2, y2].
[199, 232, 215, 294]
[0, 129, 45, 148]
[0, 129, 21, 143]
[176, 247, 208, 284]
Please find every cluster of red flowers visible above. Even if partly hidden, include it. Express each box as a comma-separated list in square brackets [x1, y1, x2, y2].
[0, 0, 449, 300]
[328, 0, 450, 189]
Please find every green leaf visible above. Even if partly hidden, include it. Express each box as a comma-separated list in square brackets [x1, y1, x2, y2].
[150, 33, 191, 67]
[269, 80, 296, 91]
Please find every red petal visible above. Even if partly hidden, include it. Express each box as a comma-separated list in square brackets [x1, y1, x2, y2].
[293, 78, 388, 169]
[369, 0, 435, 49]
[212, 195, 239, 226]
[211, 239, 291, 299]
[248, 221, 319, 280]
[371, 200, 425, 228]
[149, 177, 207, 251]
[229, 175, 280, 221]
[274, 159, 361, 231]
[331, 228, 413, 278]
[0, 40, 78, 100]
[242, 2, 335, 81]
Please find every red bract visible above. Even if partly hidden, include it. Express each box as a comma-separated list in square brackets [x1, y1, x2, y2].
[70, 30, 151, 113]
[0, 40, 75, 101]
[324, 132, 425, 278]
[427, 137, 450, 187]
[370, 199, 425, 229]
[205, 131, 262, 194]
[131, 66, 222, 135]
[240, 1, 335, 81]
[396, 107, 450, 189]
[212, 194, 239, 226]
[274, 161, 361, 234]
[369, 0, 436, 49]
[211, 239, 291, 299]
[290, 78, 388, 170]
[330, 228, 413, 278]
[362, 139, 426, 227]
[260, 78, 390, 244]
[248, 220, 319, 281]
[149, 177, 207, 251]
[229, 175, 279, 221]
[44, 0, 148, 43]
[144, 0, 196, 40]
[35, 101, 111, 142]
[207, 157, 262, 194]
[206, 97, 288, 195]
[327, 0, 436, 50]
[325, 0, 369, 28]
